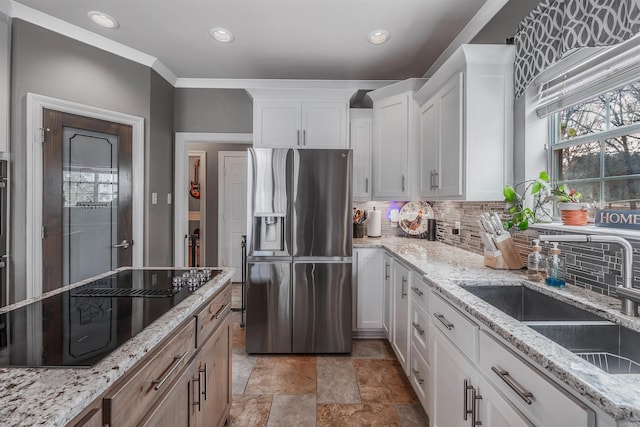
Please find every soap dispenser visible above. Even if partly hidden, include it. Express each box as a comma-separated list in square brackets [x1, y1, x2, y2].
[527, 239, 546, 282]
[545, 242, 566, 288]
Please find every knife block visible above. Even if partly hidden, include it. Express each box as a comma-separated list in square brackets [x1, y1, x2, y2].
[484, 237, 524, 270]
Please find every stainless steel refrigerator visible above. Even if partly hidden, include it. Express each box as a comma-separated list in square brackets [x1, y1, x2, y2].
[246, 148, 352, 354]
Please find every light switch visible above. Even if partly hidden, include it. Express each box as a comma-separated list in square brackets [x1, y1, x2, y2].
[167, 193, 172, 204]
[151, 192, 158, 205]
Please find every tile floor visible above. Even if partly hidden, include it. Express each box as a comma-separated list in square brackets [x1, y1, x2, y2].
[229, 285, 430, 427]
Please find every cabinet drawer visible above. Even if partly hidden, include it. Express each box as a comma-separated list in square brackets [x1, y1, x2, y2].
[105, 318, 197, 427]
[196, 285, 232, 346]
[430, 291, 478, 361]
[409, 274, 429, 312]
[479, 331, 595, 427]
[410, 300, 429, 363]
[409, 342, 429, 408]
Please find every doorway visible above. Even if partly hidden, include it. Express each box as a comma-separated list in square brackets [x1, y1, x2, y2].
[187, 151, 206, 267]
[26, 93, 144, 299]
[218, 151, 247, 282]
[42, 109, 133, 293]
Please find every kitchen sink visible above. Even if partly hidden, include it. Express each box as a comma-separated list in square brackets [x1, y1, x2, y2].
[459, 283, 605, 322]
[529, 322, 640, 374]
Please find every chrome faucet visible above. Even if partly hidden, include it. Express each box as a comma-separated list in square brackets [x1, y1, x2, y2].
[538, 234, 638, 317]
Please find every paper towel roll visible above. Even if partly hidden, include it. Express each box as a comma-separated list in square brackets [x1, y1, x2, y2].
[367, 209, 382, 237]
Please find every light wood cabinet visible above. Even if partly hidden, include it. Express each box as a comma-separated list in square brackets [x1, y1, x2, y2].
[194, 315, 232, 427]
[350, 109, 373, 200]
[415, 44, 515, 201]
[139, 362, 196, 427]
[391, 261, 410, 374]
[249, 89, 352, 149]
[73, 408, 103, 427]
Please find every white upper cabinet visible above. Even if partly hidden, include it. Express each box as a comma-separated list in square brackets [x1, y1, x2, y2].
[415, 44, 515, 201]
[369, 79, 425, 200]
[350, 109, 373, 201]
[248, 89, 352, 149]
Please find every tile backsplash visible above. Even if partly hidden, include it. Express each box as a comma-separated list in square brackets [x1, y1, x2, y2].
[353, 199, 640, 298]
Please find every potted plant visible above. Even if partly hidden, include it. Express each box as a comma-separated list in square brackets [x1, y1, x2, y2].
[502, 171, 585, 230]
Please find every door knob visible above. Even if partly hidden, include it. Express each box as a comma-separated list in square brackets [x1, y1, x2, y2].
[113, 240, 130, 249]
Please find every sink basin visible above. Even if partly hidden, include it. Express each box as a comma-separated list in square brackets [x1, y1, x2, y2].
[459, 283, 604, 322]
[530, 322, 640, 374]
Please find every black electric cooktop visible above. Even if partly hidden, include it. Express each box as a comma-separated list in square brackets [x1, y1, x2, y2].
[0, 268, 221, 368]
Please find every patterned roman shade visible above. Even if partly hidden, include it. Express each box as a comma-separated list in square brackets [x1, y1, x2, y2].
[514, 0, 640, 98]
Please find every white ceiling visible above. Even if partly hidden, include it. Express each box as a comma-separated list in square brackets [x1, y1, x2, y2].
[11, 0, 492, 81]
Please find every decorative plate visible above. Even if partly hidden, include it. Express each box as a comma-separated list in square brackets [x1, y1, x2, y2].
[399, 201, 434, 235]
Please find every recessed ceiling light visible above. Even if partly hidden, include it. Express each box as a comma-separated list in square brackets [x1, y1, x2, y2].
[210, 27, 234, 43]
[368, 29, 389, 44]
[88, 11, 119, 29]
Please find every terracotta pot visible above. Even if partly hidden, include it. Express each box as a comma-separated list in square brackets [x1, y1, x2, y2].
[558, 203, 588, 226]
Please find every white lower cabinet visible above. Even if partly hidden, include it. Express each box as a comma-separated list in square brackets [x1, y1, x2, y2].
[391, 261, 411, 373]
[353, 248, 384, 332]
[409, 343, 429, 407]
[476, 375, 534, 427]
[382, 253, 393, 340]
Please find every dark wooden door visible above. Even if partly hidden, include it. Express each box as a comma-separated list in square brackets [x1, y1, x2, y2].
[42, 109, 133, 293]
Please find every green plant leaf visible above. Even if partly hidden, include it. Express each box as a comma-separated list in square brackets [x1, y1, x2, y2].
[517, 220, 529, 230]
[539, 171, 549, 181]
[503, 185, 516, 202]
[509, 206, 518, 214]
[531, 182, 541, 194]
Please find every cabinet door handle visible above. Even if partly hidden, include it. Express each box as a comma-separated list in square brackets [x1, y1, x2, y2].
[430, 170, 435, 190]
[365, 177, 369, 193]
[297, 129, 301, 146]
[433, 170, 439, 189]
[411, 368, 425, 385]
[491, 366, 534, 405]
[401, 175, 406, 192]
[199, 363, 209, 401]
[152, 351, 189, 390]
[434, 312, 454, 330]
[472, 387, 483, 426]
[411, 286, 423, 296]
[192, 374, 202, 411]
[463, 379, 473, 421]
[303, 129, 307, 146]
[384, 263, 390, 280]
[401, 276, 408, 298]
[411, 322, 425, 336]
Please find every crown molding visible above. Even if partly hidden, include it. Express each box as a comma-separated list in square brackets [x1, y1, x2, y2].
[175, 78, 397, 91]
[10, 2, 178, 84]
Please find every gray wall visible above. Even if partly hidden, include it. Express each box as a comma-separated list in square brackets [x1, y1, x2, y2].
[9, 20, 173, 302]
[186, 142, 251, 267]
[174, 88, 252, 133]
[147, 70, 175, 266]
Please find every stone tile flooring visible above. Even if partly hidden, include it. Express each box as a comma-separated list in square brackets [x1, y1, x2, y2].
[229, 300, 429, 426]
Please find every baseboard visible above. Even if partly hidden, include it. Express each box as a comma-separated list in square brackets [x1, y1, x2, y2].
[352, 329, 387, 339]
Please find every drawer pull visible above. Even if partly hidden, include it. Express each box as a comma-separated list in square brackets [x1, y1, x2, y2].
[401, 276, 408, 298]
[411, 286, 424, 296]
[411, 322, 425, 336]
[411, 368, 425, 385]
[211, 302, 231, 320]
[152, 351, 189, 390]
[434, 312, 454, 330]
[491, 366, 534, 405]
[199, 363, 209, 400]
[192, 374, 202, 411]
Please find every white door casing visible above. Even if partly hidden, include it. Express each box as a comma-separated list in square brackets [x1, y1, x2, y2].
[174, 133, 252, 267]
[218, 151, 247, 282]
[187, 150, 206, 266]
[26, 93, 144, 299]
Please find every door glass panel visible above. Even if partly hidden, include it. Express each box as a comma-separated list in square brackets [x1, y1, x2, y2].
[62, 127, 119, 285]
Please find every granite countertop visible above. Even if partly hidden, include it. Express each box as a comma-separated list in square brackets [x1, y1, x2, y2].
[354, 236, 640, 425]
[0, 267, 235, 427]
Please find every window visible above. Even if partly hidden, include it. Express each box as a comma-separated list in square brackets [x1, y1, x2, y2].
[63, 167, 118, 207]
[550, 81, 640, 210]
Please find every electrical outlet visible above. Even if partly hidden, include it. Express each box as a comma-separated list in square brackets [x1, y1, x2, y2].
[452, 221, 461, 235]
[167, 193, 172, 204]
[151, 192, 158, 205]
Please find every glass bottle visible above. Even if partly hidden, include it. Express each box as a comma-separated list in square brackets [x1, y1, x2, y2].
[527, 239, 546, 282]
[545, 242, 566, 288]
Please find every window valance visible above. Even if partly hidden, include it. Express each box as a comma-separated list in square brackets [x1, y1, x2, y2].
[514, 0, 640, 99]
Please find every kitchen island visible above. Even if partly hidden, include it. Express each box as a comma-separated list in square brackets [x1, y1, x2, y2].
[354, 237, 640, 426]
[0, 267, 234, 427]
